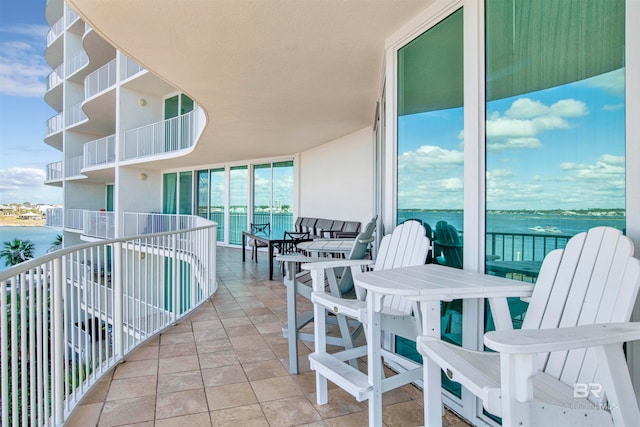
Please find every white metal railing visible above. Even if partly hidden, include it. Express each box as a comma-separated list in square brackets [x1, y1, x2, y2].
[84, 135, 116, 168]
[47, 64, 64, 91]
[46, 208, 64, 228]
[66, 50, 89, 77]
[84, 58, 117, 99]
[0, 220, 217, 425]
[65, 209, 84, 230]
[46, 161, 63, 182]
[64, 4, 78, 27]
[121, 107, 204, 161]
[84, 211, 115, 239]
[65, 102, 87, 127]
[120, 55, 145, 80]
[47, 15, 64, 46]
[122, 213, 212, 237]
[65, 155, 84, 178]
[47, 114, 63, 136]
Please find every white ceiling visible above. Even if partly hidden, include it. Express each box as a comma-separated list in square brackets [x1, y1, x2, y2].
[69, 0, 430, 167]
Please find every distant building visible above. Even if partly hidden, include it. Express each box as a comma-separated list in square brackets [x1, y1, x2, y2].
[0, 205, 15, 216]
[19, 212, 43, 221]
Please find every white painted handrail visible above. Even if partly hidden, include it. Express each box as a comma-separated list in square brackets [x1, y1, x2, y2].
[64, 4, 78, 27]
[121, 55, 145, 80]
[83, 135, 116, 168]
[65, 155, 84, 178]
[84, 58, 117, 99]
[65, 102, 87, 127]
[66, 50, 89, 77]
[121, 107, 204, 161]
[66, 209, 84, 230]
[46, 161, 63, 182]
[47, 64, 64, 91]
[46, 208, 64, 228]
[46, 114, 63, 136]
[84, 211, 115, 239]
[47, 16, 64, 46]
[0, 220, 217, 425]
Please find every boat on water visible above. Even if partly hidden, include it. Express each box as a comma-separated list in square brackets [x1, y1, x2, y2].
[528, 225, 563, 233]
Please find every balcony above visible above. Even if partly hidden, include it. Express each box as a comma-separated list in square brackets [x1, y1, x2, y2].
[45, 160, 63, 186]
[45, 114, 63, 149]
[66, 154, 86, 180]
[121, 107, 205, 165]
[45, 64, 64, 111]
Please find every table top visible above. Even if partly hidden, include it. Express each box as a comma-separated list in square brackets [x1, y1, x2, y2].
[242, 229, 291, 242]
[353, 263, 534, 300]
[297, 238, 355, 253]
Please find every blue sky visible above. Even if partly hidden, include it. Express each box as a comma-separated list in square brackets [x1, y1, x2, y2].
[0, 0, 62, 205]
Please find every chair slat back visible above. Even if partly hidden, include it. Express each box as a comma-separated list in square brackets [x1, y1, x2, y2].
[522, 227, 640, 396]
[372, 220, 430, 314]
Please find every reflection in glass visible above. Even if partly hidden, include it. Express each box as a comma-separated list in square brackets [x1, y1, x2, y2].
[484, 1, 625, 335]
[396, 8, 463, 397]
[229, 166, 248, 245]
[210, 168, 225, 242]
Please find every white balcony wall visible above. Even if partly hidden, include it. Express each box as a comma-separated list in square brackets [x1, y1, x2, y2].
[85, 58, 117, 99]
[65, 102, 87, 127]
[122, 213, 206, 236]
[46, 160, 63, 181]
[121, 55, 144, 80]
[66, 154, 84, 177]
[47, 113, 64, 135]
[66, 208, 84, 230]
[84, 210, 115, 239]
[47, 63, 64, 90]
[64, 3, 78, 26]
[121, 107, 204, 161]
[47, 15, 64, 45]
[66, 49, 89, 76]
[117, 168, 162, 217]
[46, 207, 64, 228]
[300, 126, 374, 225]
[84, 135, 116, 168]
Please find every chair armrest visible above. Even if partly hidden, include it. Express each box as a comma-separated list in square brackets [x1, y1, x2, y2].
[485, 322, 640, 354]
[276, 254, 326, 263]
[301, 259, 375, 271]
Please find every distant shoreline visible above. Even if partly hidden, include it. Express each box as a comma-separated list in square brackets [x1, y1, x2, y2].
[0, 217, 46, 227]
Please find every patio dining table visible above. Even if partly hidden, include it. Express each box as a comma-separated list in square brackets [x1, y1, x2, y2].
[242, 229, 311, 280]
[317, 263, 534, 427]
[296, 238, 355, 257]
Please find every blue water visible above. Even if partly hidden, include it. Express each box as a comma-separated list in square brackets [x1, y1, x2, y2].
[0, 226, 62, 271]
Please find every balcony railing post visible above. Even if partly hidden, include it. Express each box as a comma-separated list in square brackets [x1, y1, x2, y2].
[113, 242, 124, 358]
[52, 256, 64, 425]
[172, 234, 179, 320]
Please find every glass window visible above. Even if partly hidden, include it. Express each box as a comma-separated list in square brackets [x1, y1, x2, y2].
[253, 163, 272, 226]
[484, 1, 626, 332]
[196, 170, 209, 218]
[229, 165, 248, 245]
[164, 95, 179, 120]
[163, 173, 177, 214]
[179, 171, 193, 215]
[273, 161, 294, 232]
[181, 94, 194, 115]
[210, 168, 225, 242]
[396, 8, 464, 397]
[106, 184, 114, 212]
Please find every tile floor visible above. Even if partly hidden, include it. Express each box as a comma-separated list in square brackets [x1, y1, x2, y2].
[66, 247, 470, 427]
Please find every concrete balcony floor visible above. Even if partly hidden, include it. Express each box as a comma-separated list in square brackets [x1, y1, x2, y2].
[66, 246, 469, 427]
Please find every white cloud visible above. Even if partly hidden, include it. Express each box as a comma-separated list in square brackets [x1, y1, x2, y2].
[0, 167, 62, 204]
[0, 24, 49, 98]
[504, 98, 550, 119]
[584, 68, 625, 96]
[549, 99, 588, 117]
[0, 167, 45, 190]
[488, 137, 542, 151]
[603, 104, 624, 111]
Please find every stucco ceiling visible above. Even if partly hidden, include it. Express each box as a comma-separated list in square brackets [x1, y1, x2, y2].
[68, 0, 430, 167]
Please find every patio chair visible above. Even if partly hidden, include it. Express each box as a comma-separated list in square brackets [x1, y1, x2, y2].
[333, 220, 362, 238]
[434, 220, 462, 268]
[313, 218, 335, 238]
[248, 222, 270, 262]
[303, 220, 430, 414]
[418, 226, 640, 427]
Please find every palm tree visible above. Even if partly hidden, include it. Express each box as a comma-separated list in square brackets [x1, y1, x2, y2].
[49, 234, 63, 252]
[0, 239, 36, 267]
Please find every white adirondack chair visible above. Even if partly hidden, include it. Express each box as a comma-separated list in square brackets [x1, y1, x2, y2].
[303, 220, 430, 420]
[278, 229, 375, 373]
[418, 226, 640, 427]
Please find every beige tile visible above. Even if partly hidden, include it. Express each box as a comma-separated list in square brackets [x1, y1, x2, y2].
[161, 331, 195, 345]
[254, 321, 284, 334]
[159, 354, 201, 374]
[192, 319, 224, 330]
[65, 402, 103, 427]
[159, 341, 198, 358]
[81, 379, 110, 404]
[126, 345, 159, 361]
[196, 338, 232, 354]
[156, 389, 209, 420]
[210, 403, 268, 426]
[155, 412, 213, 427]
[113, 359, 158, 380]
[230, 334, 268, 350]
[201, 364, 247, 387]
[164, 321, 193, 333]
[158, 370, 204, 394]
[261, 396, 322, 426]
[324, 412, 370, 427]
[205, 382, 258, 411]
[243, 307, 273, 316]
[310, 388, 365, 419]
[107, 375, 157, 401]
[221, 316, 253, 327]
[194, 327, 229, 342]
[199, 350, 239, 369]
[242, 359, 288, 381]
[250, 376, 304, 402]
[224, 324, 260, 337]
[235, 347, 277, 364]
[98, 396, 156, 426]
[382, 400, 424, 427]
